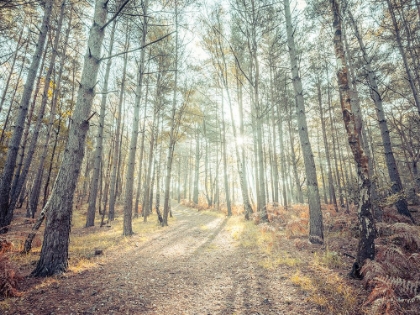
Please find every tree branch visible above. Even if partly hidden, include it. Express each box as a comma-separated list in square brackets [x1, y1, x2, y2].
[100, 31, 175, 61]
[100, 0, 131, 30]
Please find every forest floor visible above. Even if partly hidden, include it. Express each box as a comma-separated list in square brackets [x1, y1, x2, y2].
[1, 202, 367, 315]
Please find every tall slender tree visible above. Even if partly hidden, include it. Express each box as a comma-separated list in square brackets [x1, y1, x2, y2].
[0, 0, 53, 231]
[32, 0, 114, 276]
[284, 0, 323, 244]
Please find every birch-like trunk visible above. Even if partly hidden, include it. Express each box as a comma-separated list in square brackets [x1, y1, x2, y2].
[330, 0, 375, 277]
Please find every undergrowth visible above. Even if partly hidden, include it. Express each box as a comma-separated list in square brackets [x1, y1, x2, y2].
[7, 204, 168, 276]
[226, 206, 360, 315]
[361, 208, 420, 315]
[0, 240, 21, 298]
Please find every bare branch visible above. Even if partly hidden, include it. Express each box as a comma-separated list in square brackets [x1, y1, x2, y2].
[100, 32, 175, 61]
[100, 0, 131, 30]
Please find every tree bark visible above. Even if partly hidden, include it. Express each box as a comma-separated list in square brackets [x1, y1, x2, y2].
[86, 19, 117, 227]
[0, 19, 25, 113]
[134, 73, 149, 218]
[284, 0, 323, 243]
[330, 0, 375, 277]
[32, 0, 108, 276]
[193, 127, 200, 205]
[317, 79, 338, 210]
[0, 0, 53, 231]
[123, 0, 148, 235]
[8, 0, 67, 222]
[386, 0, 420, 112]
[162, 0, 179, 225]
[108, 28, 129, 221]
[220, 93, 232, 216]
[236, 71, 253, 218]
[348, 10, 412, 221]
[28, 6, 72, 218]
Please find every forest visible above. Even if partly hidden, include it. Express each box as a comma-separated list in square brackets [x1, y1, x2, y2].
[0, 0, 420, 314]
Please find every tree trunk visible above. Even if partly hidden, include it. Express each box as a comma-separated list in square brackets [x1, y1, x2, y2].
[0, 0, 53, 231]
[284, 0, 323, 243]
[8, 0, 67, 222]
[134, 74, 149, 218]
[193, 128, 200, 204]
[277, 103, 288, 209]
[343, 27, 381, 220]
[327, 83, 344, 208]
[108, 29, 129, 222]
[221, 95, 232, 216]
[162, 0, 179, 226]
[42, 118, 62, 208]
[143, 74, 160, 222]
[330, 0, 375, 278]
[0, 36, 30, 148]
[123, 0, 148, 236]
[317, 79, 338, 210]
[386, 0, 420, 112]
[348, 11, 413, 221]
[28, 7, 72, 218]
[0, 20, 25, 113]
[86, 19, 117, 227]
[32, 0, 108, 276]
[269, 66, 279, 204]
[236, 73, 253, 218]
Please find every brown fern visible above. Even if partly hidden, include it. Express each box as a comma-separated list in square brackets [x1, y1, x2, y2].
[0, 254, 21, 298]
[362, 216, 420, 314]
[361, 259, 386, 289]
[285, 218, 308, 239]
[389, 223, 420, 251]
[376, 245, 411, 279]
[363, 276, 403, 315]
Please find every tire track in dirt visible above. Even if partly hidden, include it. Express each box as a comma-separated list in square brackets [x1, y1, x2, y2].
[4, 202, 323, 315]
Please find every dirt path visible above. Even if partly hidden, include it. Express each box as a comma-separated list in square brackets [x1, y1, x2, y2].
[4, 203, 324, 315]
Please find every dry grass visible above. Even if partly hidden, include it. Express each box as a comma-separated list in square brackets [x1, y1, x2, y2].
[5, 203, 169, 276]
[290, 268, 358, 314]
[225, 203, 361, 314]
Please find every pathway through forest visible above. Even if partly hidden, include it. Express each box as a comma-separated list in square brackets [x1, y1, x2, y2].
[5, 203, 327, 315]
